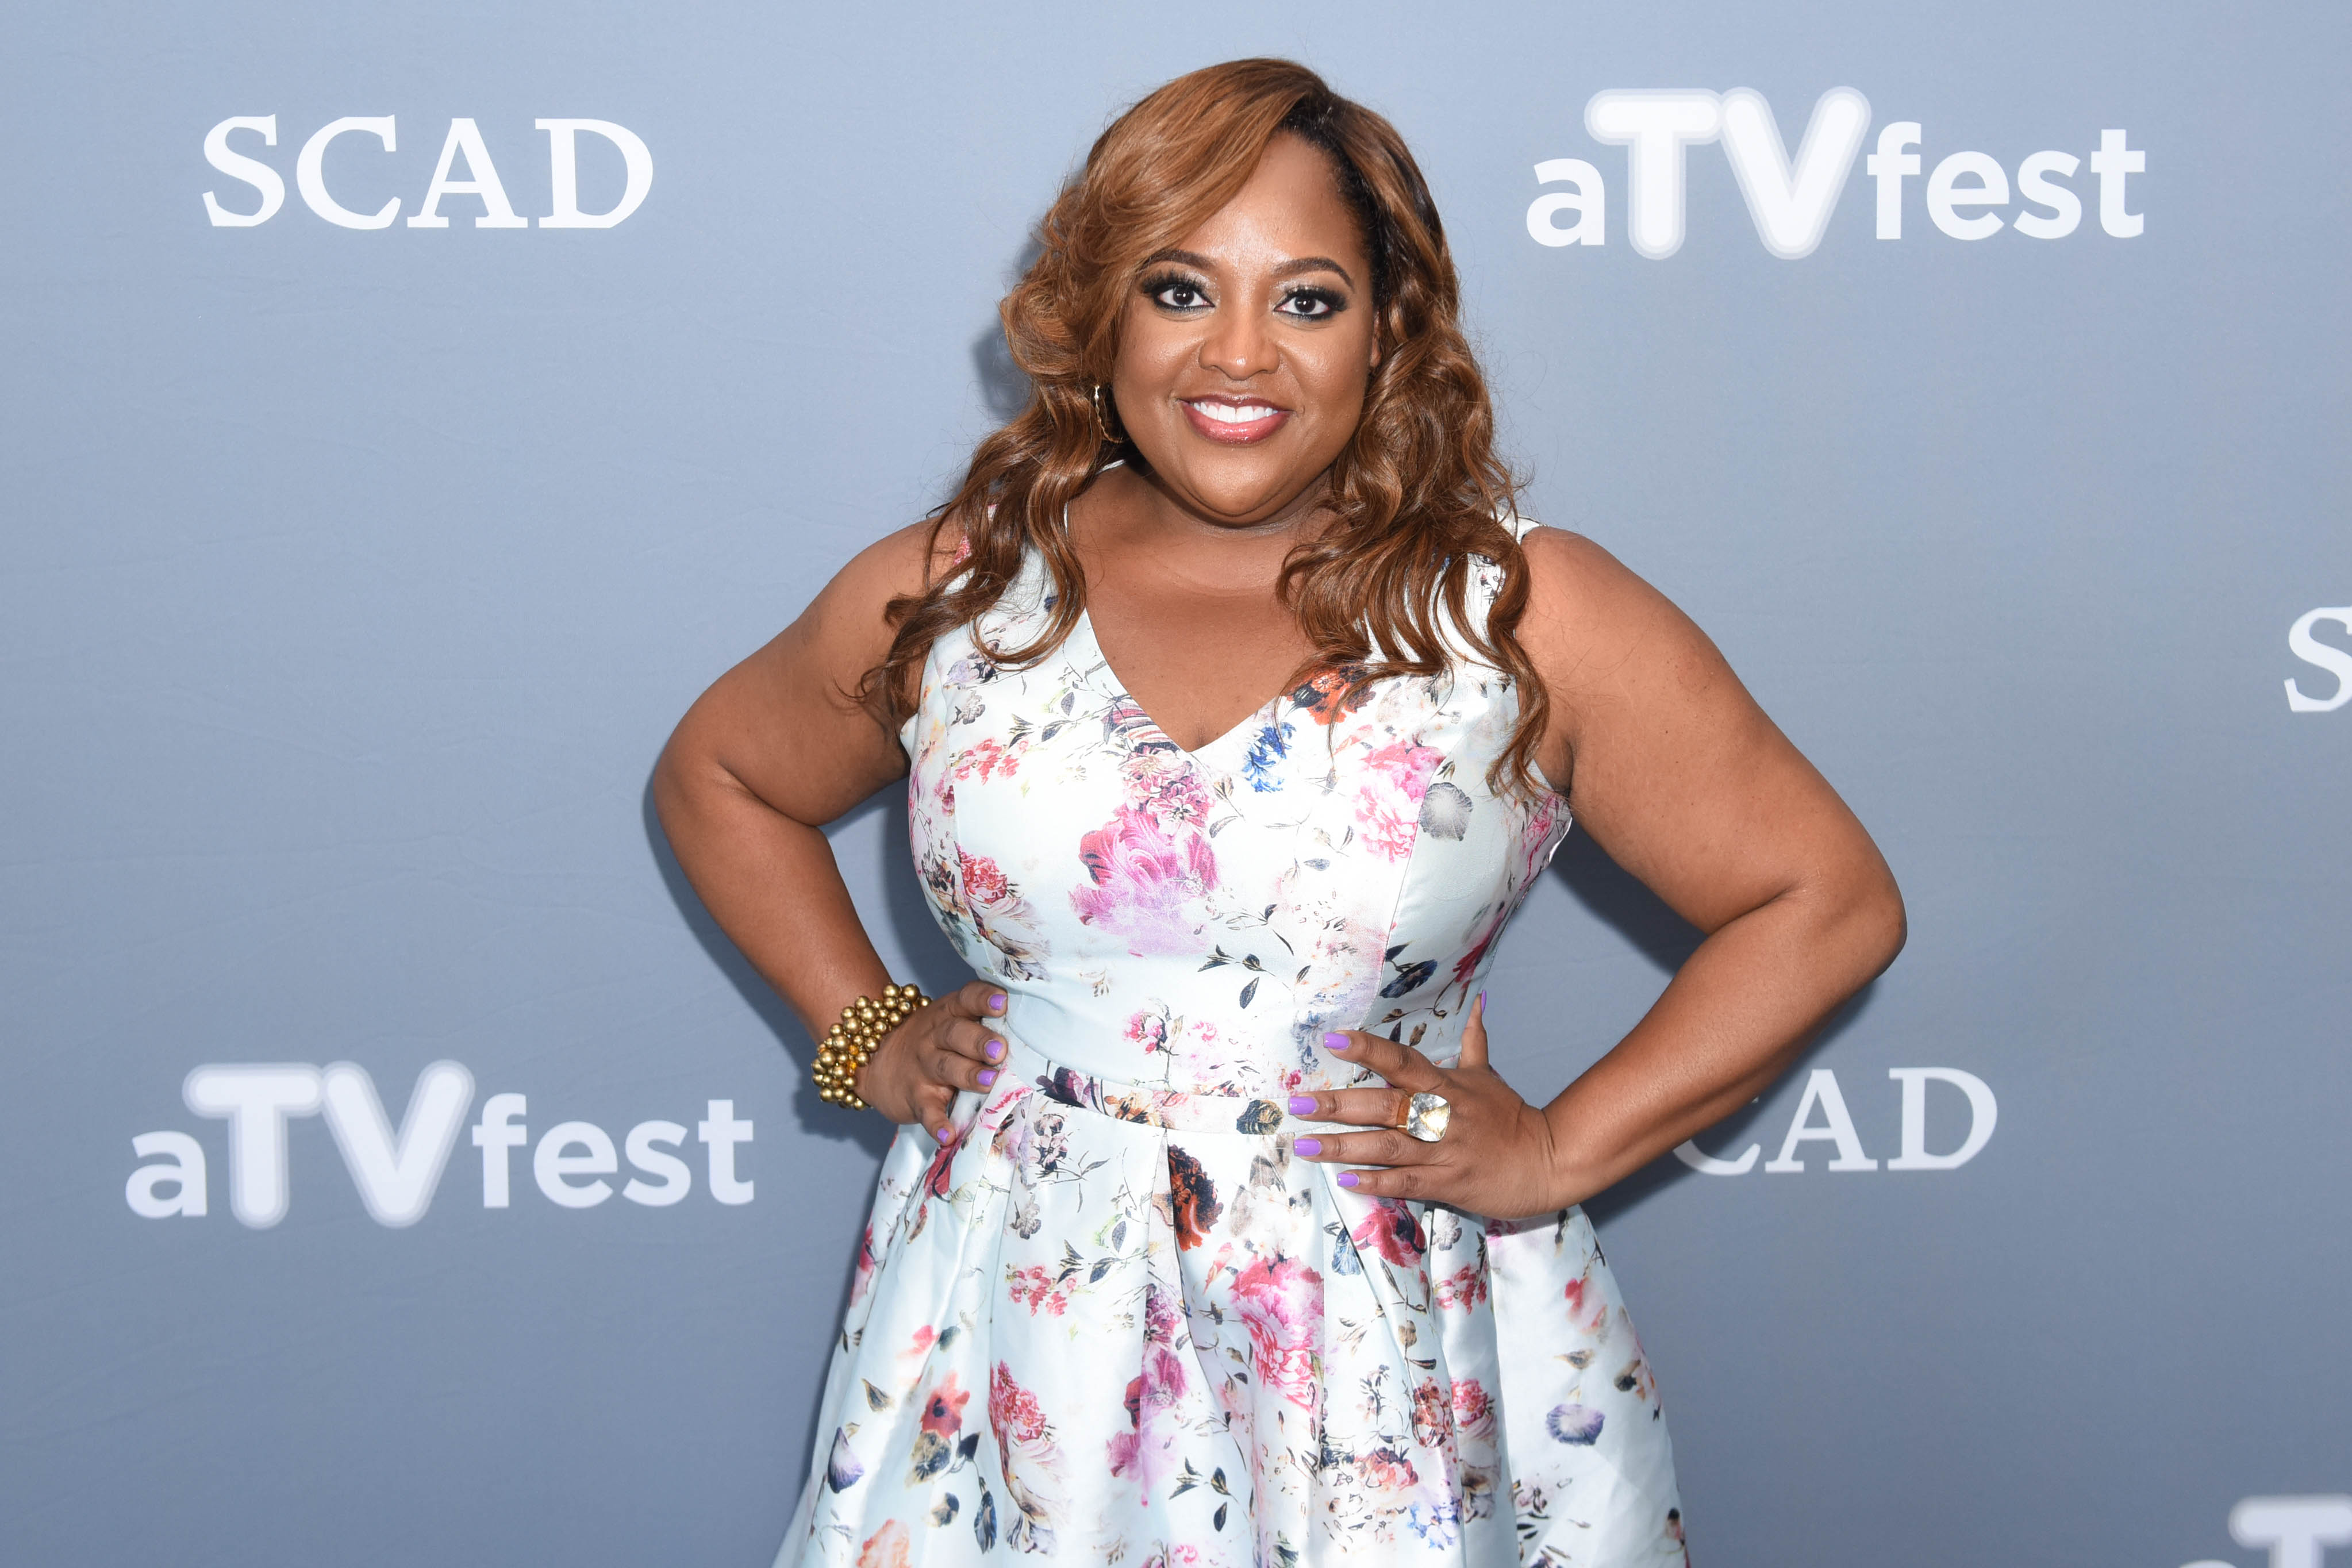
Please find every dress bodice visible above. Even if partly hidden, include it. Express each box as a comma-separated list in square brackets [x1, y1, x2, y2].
[900, 531, 1570, 1098]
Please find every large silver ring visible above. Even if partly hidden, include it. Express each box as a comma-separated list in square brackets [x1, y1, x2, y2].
[1401, 1092, 1452, 1143]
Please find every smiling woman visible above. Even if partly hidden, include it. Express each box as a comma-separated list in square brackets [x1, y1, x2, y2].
[654, 56, 1903, 1568]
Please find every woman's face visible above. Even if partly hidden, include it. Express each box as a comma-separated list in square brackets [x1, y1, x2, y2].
[1108, 132, 1381, 529]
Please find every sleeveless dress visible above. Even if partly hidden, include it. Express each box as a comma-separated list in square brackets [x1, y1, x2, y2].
[780, 524, 1686, 1567]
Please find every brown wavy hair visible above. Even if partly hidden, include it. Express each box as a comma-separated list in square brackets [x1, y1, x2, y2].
[866, 57, 1548, 791]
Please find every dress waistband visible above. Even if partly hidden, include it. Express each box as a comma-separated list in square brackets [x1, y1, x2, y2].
[997, 1037, 1344, 1137]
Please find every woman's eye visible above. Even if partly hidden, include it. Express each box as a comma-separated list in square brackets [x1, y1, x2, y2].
[1151, 280, 1209, 310]
[1279, 288, 1343, 320]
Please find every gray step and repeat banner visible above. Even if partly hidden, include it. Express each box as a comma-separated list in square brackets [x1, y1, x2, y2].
[5, 4, 2346, 1565]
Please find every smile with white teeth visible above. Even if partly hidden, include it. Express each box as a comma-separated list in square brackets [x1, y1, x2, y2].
[1187, 401, 1282, 423]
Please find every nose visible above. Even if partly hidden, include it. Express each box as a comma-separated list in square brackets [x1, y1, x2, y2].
[1200, 299, 1276, 382]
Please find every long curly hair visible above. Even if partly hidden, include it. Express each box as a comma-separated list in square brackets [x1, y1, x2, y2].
[866, 58, 1548, 791]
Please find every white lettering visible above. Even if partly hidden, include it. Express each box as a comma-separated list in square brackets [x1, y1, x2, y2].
[125, 1131, 208, 1218]
[697, 1099, 755, 1205]
[2089, 128, 2145, 238]
[1926, 151, 2009, 241]
[623, 1120, 694, 1206]
[1865, 121, 1921, 240]
[320, 1061, 474, 1227]
[183, 1064, 323, 1228]
[1584, 90, 1721, 260]
[409, 118, 527, 229]
[1717, 87, 1871, 260]
[202, 115, 284, 228]
[2014, 151, 2083, 239]
[1764, 1068, 1878, 1171]
[471, 1092, 528, 1208]
[2231, 1497, 2352, 1568]
[2285, 606, 2352, 712]
[536, 118, 654, 229]
[535, 1121, 618, 1208]
[1885, 1068, 1997, 1170]
[296, 116, 400, 230]
[1673, 1135, 1761, 1175]
[1526, 158, 1606, 248]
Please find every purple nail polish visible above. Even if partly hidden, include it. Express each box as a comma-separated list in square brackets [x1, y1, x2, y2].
[986, 1038, 1004, 1061]
[932, 1125, 952, 1143]
[1337, 1171, 1359, 1189]
[977, 1068, 998, 1087]
[1294, 1137, 1322, 1157]
[1288, 1094, 1317, 1114]
[988, 992, 1007, 1011]
[1478, 989, 1488, 1019]
[1322, 1031, 1350, 1052]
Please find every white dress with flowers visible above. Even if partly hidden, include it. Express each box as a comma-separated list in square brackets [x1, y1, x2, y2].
[779, 524, 1686, 1567]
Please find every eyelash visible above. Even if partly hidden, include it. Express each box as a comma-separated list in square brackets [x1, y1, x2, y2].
[1139, 273, 1348, 320]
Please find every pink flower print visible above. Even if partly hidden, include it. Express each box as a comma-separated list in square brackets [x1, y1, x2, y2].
[1123, 1006, 1172, 1054]
[1119, 750, 1212, 828]
[1072, 806, 1218, 954]
[1350, 1198, 1427, 1267]
[989, 1361, 1051, 1449]
[1230, 1254, 1324, 1411]
[1359, 1445, 1421, 1492]
[849, 1223, 879, 1306]
[954, 848, 1051, 978]
[1105, 1344, 1191, 1499]
[959, 848, 1010, 905]
[1354, 738, 1443, 861]
[856, 1519, 912, 1568]
[919, 1372, 970, 1438]
[1005, 1264, 1071, 1316]
[1450, 1377, 1497, 1440]
[1434, 1262, 1489, 1312]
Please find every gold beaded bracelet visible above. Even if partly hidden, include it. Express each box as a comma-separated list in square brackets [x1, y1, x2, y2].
[812, 983, 929, 1110]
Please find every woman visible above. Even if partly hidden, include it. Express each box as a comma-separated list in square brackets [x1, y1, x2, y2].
[656, 59, 1903, 1567]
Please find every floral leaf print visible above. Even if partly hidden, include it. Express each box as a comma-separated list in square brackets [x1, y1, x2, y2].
[1241, 718, 1294, 791]
[929, 1494, 959, 1527]
[1380, 958, 1438, 998]
[825, 1426, 864, 1492]
[973, 1488, 997, 1551]
[1419, 780, 1474, 840]
[1165, 1144, 1223, 1251]
[1547, 1403, 1605, 1445]
[1238, 976, 1259, 1008]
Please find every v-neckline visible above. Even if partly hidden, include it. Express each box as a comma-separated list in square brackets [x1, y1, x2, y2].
[1074, 604, 1290, 763]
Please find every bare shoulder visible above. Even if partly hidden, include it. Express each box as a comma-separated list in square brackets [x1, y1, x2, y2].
[797, 516, 965, 657]
[1513, 524, 1725, 700]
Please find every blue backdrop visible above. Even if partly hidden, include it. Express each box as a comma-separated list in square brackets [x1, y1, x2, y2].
[5, 4, 2347, 1565]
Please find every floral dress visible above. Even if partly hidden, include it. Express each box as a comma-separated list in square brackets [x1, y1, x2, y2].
[780, 523, 1687, 1567]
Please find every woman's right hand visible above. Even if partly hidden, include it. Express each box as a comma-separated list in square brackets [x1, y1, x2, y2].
[851, 979, 1011, 1140]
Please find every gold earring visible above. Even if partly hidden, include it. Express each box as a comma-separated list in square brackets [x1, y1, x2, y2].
[1091, 385, 1124, 446]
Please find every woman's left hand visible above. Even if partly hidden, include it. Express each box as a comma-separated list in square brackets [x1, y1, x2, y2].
[1289, 994, 1568, 1221]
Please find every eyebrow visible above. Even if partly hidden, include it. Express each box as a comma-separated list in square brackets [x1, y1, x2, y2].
[1142, 248, 1356, 288]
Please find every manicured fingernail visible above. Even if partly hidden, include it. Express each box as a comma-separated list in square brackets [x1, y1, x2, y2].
[1478, 990, 1488, 1018]
[988, 992, 1007, 1011]
[1294, 1137, 1322, 1157]
[1338, 1171, 1359, 1188]
[985, 1038, 1004, 1061]
[1322, 1031, 1350, 1052]
[932, 1125, 951, 1142]
[977, 1068, 998, 1087]
[1288, 1094, 1317, 1114]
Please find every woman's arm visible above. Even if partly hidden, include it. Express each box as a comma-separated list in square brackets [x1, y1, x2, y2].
[1304, 527, 1907, 1214]
[651, 523, 1006, 1137]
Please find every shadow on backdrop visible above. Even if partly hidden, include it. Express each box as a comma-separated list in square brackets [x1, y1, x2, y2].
[1551, 824, 1881, 1231]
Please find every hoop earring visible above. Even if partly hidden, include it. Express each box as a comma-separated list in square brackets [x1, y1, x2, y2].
[1091, 385, 1125, 447]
